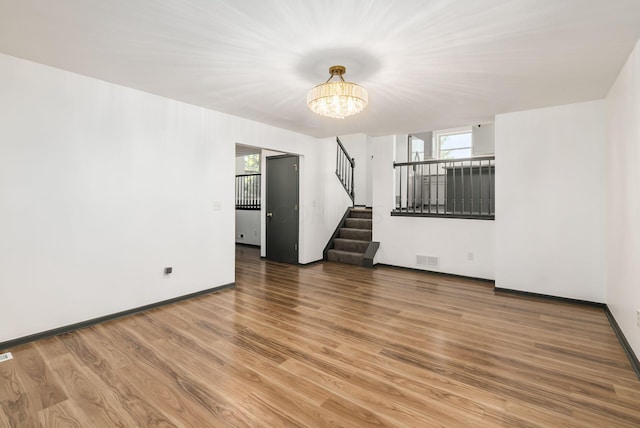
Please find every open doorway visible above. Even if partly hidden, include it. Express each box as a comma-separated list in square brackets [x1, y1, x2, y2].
[235, 144, 300, 264]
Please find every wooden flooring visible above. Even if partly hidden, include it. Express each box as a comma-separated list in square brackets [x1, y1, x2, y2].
[1, 245, 640, 427]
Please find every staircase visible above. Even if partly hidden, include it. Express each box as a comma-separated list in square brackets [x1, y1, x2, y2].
[326, 208, 378, 267]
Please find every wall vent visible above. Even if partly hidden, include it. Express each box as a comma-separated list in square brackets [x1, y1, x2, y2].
[417, 255, 439, 267]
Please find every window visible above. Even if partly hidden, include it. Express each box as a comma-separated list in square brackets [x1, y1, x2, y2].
[244, 153, 260, 173]
[436, 130, 472, 159]
[408, 132, 434, 161]
[409, 129, 473, 161]
[409, 135, 425, 161]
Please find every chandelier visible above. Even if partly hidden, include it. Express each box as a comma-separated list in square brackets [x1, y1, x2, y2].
[307, 65, 368, 119]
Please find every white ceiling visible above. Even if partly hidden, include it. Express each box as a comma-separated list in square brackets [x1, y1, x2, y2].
[1, 0, 639, 138]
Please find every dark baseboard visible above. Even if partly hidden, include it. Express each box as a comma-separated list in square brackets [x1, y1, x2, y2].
[604, 306, 640, 380]
[0, 282, 235, 352]
[493, 287, 605, 308]
[375, 263, 495, 284]
[257, 255, 323, 267]
[235, 242, 260, 248]
[494, 288, 639, 380]
[298, 259, 324, 267]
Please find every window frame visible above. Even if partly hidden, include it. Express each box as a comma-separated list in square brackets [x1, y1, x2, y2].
[243, 153, 260, 173]
[408, 134, 426, 162]
[434, 127, 473, 160]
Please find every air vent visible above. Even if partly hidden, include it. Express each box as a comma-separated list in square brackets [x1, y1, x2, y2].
[416, 255, 439, 267]
[0, 352, 13, 363]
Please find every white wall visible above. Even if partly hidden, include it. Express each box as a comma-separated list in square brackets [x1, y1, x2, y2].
[365, 135, 374, 207]
[395, 134, 409, 163]
[372, 135, 495, 279]
[495, 100, 606, 302]
[0, 53, 232, 342]
[0, 53, 328, 342]
[606, 39, 640, 358]
[472, 123, 495, 155]
[235, 155, 246, 175]
[235, 210, 260, 246]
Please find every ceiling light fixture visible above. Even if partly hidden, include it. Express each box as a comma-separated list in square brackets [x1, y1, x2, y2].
[307, 65, 368, 119]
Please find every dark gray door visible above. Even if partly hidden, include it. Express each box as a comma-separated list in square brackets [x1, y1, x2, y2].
[266, 155, 299, 263]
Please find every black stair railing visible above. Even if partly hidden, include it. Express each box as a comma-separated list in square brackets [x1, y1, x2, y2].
[235, 173, 261, 209]
[393, 156, 495, 219]
[336, 137, 355, 203]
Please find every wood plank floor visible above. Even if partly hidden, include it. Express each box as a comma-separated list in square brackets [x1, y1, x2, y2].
[1, 245, 640, 427]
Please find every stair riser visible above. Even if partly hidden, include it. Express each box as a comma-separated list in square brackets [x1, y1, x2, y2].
[334, 240, 369, 253]
[339, 229, 372, 240]
[344, 218, 372, 230]
[349, 211, 372, 219]
[327, 250, 364, 266]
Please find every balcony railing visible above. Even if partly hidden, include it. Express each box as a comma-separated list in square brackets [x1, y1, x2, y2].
[235, 173, 261, 210]
[393, 156, 495, 219]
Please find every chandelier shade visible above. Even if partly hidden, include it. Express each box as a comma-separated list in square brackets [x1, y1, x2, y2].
[307, 65, 368, 119]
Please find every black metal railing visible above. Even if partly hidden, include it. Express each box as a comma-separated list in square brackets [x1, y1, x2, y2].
[336, 137, 355, 203]
[393, 156, 495, 219]
[235, 173, 261, 209]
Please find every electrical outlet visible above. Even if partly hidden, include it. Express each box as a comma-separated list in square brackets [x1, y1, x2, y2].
[467, 252, 474, 261]
[0, 352, 13, 363]
[637, 309, 640, 328]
